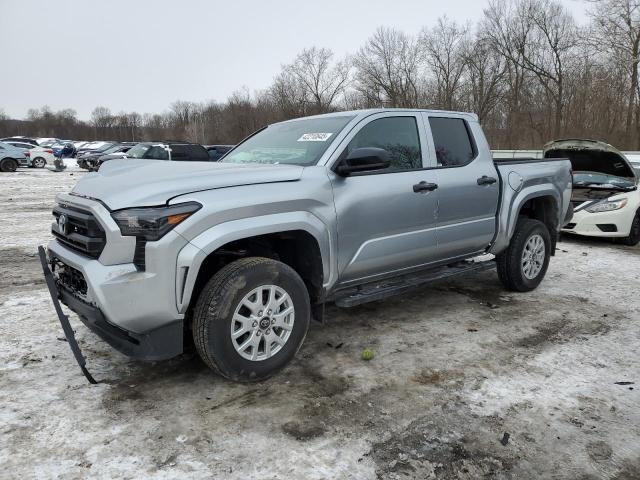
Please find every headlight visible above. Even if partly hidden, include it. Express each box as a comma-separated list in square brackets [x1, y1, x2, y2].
[585, 198, 627, 213]
[111, 202, 201, 240]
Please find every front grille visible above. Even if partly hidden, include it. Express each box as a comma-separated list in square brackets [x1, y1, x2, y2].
[52, 203, 106, 258]
[52, 256, 88, 297]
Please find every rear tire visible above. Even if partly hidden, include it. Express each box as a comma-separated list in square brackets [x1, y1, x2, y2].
[0, 158, 18, 172]
[497, 218, 551, 292]
[32, 157, 46, 168]
[620, 210, 640, 246]
[192, 257, 310, 382]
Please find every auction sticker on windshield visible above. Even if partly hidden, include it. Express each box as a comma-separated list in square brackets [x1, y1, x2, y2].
[298, 133, 333, 142]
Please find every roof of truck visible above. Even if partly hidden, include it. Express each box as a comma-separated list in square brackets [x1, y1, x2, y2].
[277, 108, 479, 123]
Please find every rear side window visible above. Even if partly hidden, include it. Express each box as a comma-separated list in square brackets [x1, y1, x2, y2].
[144, 146, 169, 160]
[428, 117, 475, 167]
[170, 145, 189, 161]
[345, 116, 422, 172]
[188, 145, 209, 161]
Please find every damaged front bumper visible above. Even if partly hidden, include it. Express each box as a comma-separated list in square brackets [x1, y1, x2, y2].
[39, 244, 184, 383]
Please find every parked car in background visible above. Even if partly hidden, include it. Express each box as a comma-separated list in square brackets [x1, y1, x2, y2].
[76, 141, 114, 156]
[0, 141, 30, 171]
[37, 138, 61, 147]
[205, 145, 234, 161]
[1, 141, 45, 168]
[124, 141, 210, 162]
[76, 143, 117, 169]
[546, 139, 640, 245]
[80, 143, 136, 170]
[1, 136, 39, 146]
[28, 145, 56, 168]
[4, 140, 40, 151]
[50, 142, 77, 160]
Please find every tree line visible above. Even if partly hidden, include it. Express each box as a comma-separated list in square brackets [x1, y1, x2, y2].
[1, 0, 638, 150]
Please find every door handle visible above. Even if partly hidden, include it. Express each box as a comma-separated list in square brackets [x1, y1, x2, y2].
[477, 175, 497, 185]
[413, 181, 438, 193]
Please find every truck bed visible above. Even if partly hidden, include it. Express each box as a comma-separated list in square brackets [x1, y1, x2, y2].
[489, 156, 573, 255]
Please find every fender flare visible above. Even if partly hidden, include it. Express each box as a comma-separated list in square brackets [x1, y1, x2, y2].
[491, 186, 561, 254]
[175, 212, 333, 313]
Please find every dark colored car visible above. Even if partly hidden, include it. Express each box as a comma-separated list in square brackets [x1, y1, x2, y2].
[205, 145, 234, 161]
[87, 143, 137, 171]
[76, 143, 120, 169]
[1, 137, 39, 146]
[79, 143, 136, 170]
[124, 142, 210, 162]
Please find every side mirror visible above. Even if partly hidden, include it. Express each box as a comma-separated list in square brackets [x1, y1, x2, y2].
[335, 147, 391, 176]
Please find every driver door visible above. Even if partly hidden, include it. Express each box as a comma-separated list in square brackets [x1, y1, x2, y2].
[329, 113, 440, 285]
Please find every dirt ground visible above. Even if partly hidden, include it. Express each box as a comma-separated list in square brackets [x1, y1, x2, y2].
[1, 167, 639, 480]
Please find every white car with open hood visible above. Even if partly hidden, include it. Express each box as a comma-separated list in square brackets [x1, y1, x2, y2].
[545, 139, 640, 245]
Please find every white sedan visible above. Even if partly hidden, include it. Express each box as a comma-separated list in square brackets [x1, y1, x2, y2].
[545, 140, 640, 246]
[28, 146, 56, 168]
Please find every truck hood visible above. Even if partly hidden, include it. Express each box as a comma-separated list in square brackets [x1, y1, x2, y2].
[543, 139, 638, 202]
[71, 159, 304, 210]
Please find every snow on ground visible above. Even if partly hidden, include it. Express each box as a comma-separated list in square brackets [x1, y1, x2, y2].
[1, 167, 639, 479]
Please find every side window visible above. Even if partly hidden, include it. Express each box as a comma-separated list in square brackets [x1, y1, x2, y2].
[170, 145, 189, 161]
[344, 116, 422, 172]
[144, 146, 169, 160]
[188, 145, 209, 161]
[428, 117, 475, 167]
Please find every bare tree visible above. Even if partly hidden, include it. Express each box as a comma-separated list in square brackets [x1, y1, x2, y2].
[421, 16, 470, 110]
[283, 47, 350, 114]
[586, 0, 640, 145]
[91, 106, 113, 139]
[464, 32, 507, 123]
[353, 27, 422, 107]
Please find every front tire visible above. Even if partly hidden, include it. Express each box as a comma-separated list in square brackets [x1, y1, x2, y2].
[497, 218, 551, 292]
[192, 257, 310, 382]
[620, 210, 640, 246]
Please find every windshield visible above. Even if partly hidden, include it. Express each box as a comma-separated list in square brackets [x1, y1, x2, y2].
[93, 143, 113, 152]
[102, 144, 122, 154]
[125, 144, 170, 160]
[222, 115, 355, 166]
[126, 144, 151, 159]
[573, 171, 636, 190]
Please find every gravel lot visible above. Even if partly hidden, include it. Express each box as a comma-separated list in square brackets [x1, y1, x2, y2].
[1, 166, 639, 480]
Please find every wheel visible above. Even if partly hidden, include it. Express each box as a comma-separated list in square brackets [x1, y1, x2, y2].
[32, 157, 46, 168]
[497, 218, 551, 292]
[620, 210, 640, 246]
[192, 257, 310, 382]
[0, 158, 18, 172]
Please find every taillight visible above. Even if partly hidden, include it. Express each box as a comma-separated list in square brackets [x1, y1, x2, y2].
[24, 151, 30, 157]
[45, 149, 53, 154]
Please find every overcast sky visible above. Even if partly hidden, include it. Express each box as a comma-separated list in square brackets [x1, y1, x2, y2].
[0, 0, 587, 120]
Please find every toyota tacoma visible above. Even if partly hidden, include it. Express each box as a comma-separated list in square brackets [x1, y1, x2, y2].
[40, 109, 572, 382]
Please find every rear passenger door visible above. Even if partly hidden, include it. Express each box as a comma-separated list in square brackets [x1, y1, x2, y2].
[423, 114, 499, 260]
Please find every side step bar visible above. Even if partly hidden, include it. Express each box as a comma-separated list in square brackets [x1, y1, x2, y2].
[333, 260, 496, 308]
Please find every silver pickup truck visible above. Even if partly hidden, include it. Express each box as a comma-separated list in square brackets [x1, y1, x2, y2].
[40, 109, 572, 382]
